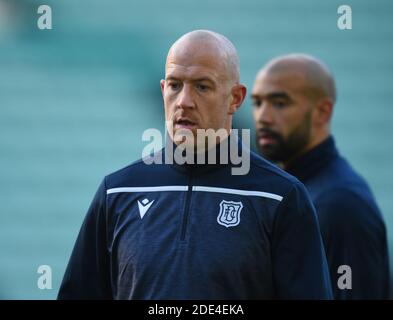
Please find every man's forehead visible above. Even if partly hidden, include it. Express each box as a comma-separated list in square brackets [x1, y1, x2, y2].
[165, 62, 220, 80]
[165, 44, 230, 79]
[253, 70, 307, 95]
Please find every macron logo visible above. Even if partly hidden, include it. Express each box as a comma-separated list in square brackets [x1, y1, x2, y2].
[137, 198, 154, 219]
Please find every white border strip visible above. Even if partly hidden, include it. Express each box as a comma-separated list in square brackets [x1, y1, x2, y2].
[107, 185, 282, 201]
[107, 186, 188, 194]
[193, 186, 283, 201]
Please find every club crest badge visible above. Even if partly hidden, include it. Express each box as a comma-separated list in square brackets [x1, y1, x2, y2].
[217, 200, 243, 228]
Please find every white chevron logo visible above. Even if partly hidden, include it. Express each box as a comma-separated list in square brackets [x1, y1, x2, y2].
[137, 198, 154, 219]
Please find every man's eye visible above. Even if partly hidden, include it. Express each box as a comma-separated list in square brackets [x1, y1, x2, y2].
[168, 82, 181, 90]
[252, 99, 262, 107]
[273, 100, 287, 108]
[196, 84, 209, 92]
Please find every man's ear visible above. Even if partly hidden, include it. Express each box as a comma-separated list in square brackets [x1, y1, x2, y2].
[314, 97, 333, 126]
[228, 84, 247, 115]
[160, 79, 165, 97]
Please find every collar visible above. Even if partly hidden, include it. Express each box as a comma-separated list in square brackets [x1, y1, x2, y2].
[285, 136, 339, 182]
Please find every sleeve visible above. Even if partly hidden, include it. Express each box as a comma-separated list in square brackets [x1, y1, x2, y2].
[272, 181, 333, 299]
[57, 178, 112, 299]
[316, 188, 390, 299]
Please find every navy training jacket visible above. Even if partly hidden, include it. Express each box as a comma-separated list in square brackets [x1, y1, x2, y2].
[58, 138, 333, 299]
[287, 136, 390, 299]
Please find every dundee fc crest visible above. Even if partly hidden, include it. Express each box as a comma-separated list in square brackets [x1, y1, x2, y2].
[217, 200, 244, 228]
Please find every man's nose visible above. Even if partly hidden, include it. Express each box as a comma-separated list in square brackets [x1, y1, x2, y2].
[255, 103, 274, 125]
[176, 84, 195, 109]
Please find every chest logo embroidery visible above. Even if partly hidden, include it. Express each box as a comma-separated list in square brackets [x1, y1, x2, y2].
[217, 200, 243, 228]
[138, 198, 154, 219]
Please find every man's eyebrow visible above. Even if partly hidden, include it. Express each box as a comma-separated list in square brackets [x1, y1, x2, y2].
[251, 92, 292, 100]
[192, 77, 215, 83]
[165, 75, 182, 81]
[165, 76, 216, 84]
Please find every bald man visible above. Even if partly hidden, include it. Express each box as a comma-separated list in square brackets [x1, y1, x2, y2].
[58, 33, 332, 300]
[252, 54, 389, 299]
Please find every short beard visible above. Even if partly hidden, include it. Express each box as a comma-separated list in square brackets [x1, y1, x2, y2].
[257, 112, 312, 164]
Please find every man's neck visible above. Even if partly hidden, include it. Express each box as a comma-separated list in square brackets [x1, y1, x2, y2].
[282, 131, 330, 170]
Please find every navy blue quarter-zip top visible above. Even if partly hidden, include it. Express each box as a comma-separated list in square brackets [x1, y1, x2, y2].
[286, 136, 389, 299]
[58, 136, 333, 299]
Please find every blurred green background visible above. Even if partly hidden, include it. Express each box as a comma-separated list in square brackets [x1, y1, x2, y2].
[0, 0, 392, 299]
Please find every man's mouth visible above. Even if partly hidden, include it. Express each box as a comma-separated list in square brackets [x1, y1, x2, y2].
[174, 118, 197, 130]
[257, 129, 278, 146]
